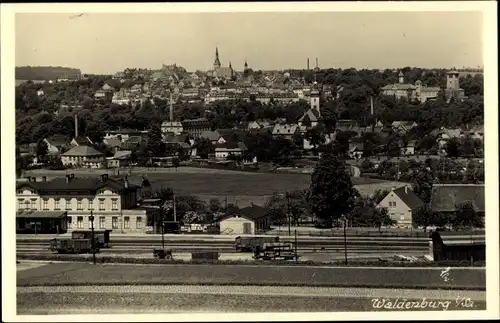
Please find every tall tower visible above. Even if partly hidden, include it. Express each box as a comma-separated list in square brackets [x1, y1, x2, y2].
[213, 47, 221, 69]
[244, 59, 248, 71]
[446, 70, 460, 90]
[307, 58, 310, 70]
[398, 71, 404, 84]
[310, 89, 320, 116]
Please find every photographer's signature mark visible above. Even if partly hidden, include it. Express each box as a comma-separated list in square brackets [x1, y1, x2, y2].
[440, 267, 454, 282]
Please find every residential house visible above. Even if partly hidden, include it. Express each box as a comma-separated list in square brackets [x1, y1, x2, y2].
[219, 205, 271, 235]
[247, 120, 271, 130]
[103, 138, 122, 154]
[348, 141, 364, 159]
[182, 118, 211, 138]
[430, 184, 485, 218]
[400, 140, 416, 156]
[104, 129, 149, 142]
[272, 124, 299, 140]
[377, 185, 424, 228]
[336, 119, 360, 133]
[468, 125, 484, 142]
[214, 142, 247, 160]
[70, 137, 94, 147]
[16, 174, 159, 234]
[111, 91, 131, 106]
[298, 109, 320, 131]
[43, 136, 70, 155]
[61, 145, 107, 169]
[216, 129, 247, 144]
[130, 84, 143, 94]
[391, 121, 418, 134]
[200, 130, 221, 145]
[36, 89, 44, 97]
[121, 136, 143, 151]
[436, 127, 465, 148]
[161, 121, 184, 136]
[303, 133, 334, 151]
[107, 150, 132, 168]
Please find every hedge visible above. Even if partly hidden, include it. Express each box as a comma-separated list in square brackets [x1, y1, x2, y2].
[17, 254, 485, 267]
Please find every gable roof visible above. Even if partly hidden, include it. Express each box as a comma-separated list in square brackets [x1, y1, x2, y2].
[61, 145, 104, 157]
[430, 184, 485, 213]
[112, 150, 132, 160]
[299, 109, 321, 123]
[392, 186, 424, 210]
[272, 124, 299, 135]
[72, 137, 94, 146]
[16, 176, 140, 194]
[220, 205, 270, 222]
[45, 135, 70, 147]
[200, 130, 221, 142]
[103, 138, 122, 148]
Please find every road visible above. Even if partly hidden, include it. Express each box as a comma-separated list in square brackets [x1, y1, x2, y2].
[16, 285, 486, 314]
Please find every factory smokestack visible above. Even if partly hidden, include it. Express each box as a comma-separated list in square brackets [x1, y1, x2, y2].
[316, 58, 319, 68]
[169, 93, 174, 122]
[74, 113, 78, 138]
[370, 96, 374, 116]
[307, 58, 310, 70]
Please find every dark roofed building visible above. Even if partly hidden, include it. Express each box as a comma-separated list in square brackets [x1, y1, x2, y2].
[182, 118, 211, 138]
[430, 230, 485, 262]
[61, 145, 106, 168]
[430, 184, 485, 215]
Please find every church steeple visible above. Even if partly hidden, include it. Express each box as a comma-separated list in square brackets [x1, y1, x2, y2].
[213, 47, 221, 69]
[244, 59, 248, 71]
[229, 61, 232, 69]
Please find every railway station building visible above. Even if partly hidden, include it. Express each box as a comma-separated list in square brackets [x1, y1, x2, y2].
[15, 174, 160, 234]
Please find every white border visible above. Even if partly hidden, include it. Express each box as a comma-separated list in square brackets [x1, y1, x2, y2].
[2, 1, 498, 321]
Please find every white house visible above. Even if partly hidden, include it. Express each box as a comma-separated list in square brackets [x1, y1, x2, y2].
[214, 142, 247, 160]
[61, 145, 107, 169]
[218, 205, 271, 235]
[161, 121, 184, 135]
[377, 185, 424, 228]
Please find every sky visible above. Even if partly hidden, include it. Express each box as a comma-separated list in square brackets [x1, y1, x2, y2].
[15, 11, 483, 74]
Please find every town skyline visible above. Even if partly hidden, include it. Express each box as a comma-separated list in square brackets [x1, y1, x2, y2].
[16, 11, 483, 74]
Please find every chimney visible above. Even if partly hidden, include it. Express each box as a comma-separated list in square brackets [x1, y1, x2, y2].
[370, 96, 374, 116]
[169, 93, 174, 122]
[307, 58, 310, 70]
[42, 176, 47, 182]
[74, 113, 79, 138]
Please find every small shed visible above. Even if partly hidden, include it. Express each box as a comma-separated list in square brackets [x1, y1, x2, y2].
[219, 205, 271, 235]
[429, 230, 485, 262]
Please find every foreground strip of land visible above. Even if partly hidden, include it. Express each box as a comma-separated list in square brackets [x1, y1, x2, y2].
[17, 262, 485, 290]
[16, 285, 486, 314]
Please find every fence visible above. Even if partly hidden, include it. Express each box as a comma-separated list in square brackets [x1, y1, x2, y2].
[262, 228, 429, 238]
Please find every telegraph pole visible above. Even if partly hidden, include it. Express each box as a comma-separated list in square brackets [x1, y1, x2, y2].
[287, 192, 291, 236]
[343, 214, 347, 265]
[89, 211, 96, 265]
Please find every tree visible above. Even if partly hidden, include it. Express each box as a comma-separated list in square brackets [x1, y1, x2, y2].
[208, 198, 222, 214]
[413, 205, 435, 232]
[445, 138, 461, 158]
[451, 201, 484, 229]
[172, 157, 180, 169]
[372, 188, 390, 204]
[145, 124, 164, 157]
[265, 192, 287, 225]
[36, 140, 49, 162]
[370, 206, 396, 232]
[412, 167, 434, 203]
[309, 152, 357, 225]
[195, 137, 214, 159]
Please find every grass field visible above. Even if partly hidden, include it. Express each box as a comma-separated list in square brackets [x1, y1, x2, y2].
[23, 167, 409, 207]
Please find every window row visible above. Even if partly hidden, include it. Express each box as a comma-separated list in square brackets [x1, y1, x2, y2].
[68, 216, 142, 229]
[17, 199, 119, 211]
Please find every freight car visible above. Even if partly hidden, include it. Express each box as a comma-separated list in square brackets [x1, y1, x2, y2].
[71, 230, 112, 248]
[49, 237, 100, 254]
[234, 236, 280, 252]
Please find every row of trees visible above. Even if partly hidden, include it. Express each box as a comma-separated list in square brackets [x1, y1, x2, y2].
[413, 202, 484, 231]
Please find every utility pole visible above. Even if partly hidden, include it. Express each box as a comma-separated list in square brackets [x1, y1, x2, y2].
[294, 228, 298, 262]
[286, 192, 291, 236]
[343, 214, 347, 265]
[173, 194, 177, 222]
[89, 211, 96, 265]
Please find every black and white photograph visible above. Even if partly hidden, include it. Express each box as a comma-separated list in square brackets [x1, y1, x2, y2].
[1, 1, 498, 321]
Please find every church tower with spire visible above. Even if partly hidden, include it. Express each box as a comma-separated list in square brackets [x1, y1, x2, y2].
[213, 47, 221, 70]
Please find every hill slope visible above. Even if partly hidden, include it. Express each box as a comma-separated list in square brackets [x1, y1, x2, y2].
[16, 66, 81, 81]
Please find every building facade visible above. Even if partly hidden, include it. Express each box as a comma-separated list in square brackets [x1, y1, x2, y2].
[16, 174, 159, 234]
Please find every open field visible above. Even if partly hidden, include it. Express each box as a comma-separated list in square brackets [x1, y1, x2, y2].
[23, 167, 409, 207]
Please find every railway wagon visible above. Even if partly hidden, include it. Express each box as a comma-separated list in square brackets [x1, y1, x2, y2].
[71, 230, 112, 248]
[234, 236, 280, 252]
[50, 238, 100, 254]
